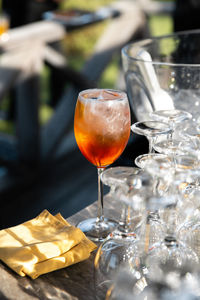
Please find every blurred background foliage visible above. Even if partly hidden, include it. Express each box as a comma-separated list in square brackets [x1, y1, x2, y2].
[0, 0, 174, 134]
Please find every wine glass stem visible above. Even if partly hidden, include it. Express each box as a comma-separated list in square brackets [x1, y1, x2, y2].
[147, 137, 155, 153]
[166, 206, 177, 238]
[119, 204, 132, 232]
[169, 121, 175, 139]
[96, 167, 105, 225]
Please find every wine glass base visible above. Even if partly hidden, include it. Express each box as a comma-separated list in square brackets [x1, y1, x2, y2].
[77, 218, 117, 242]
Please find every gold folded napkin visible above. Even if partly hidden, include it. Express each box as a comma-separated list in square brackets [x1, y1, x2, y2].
[0, 210, 97, 279]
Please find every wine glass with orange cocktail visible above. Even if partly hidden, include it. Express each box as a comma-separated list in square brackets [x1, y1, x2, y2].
[74, 88, 131, 241]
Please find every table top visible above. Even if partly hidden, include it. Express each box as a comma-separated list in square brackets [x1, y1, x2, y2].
[0, 194, 120, 300]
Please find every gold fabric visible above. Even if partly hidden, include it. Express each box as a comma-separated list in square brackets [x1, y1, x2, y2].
[0, 210, 97, 279]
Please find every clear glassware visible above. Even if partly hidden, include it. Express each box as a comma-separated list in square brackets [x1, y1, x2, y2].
[94, 166, 150, 299]
[180, 120, 200, 142]
[176, 161, 200, 261]
[122, 30, 200, 124]
[100, 166, 144, 235]
[135, 153, 172, 246]
[74, 89, 131, 241]
[105, 267, 148, 300]
[153, 139, 192, 168]
[144, 160, 199, 273]
[150, 109, 192, 138]
[179, 122, 200, 163]
[105, 256, 200, 300]
[153, 139, 189, 156]
[103, 159, 200, 300]
[135, 153, 170, 171]
[131, 120, 172, 153]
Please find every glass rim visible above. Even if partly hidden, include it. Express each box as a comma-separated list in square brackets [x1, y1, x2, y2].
[131, 120, 171, 129]
[122, 28, 200, 67]
[78, 88, 127, 102]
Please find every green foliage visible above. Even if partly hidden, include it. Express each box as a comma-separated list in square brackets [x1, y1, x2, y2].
[99, 54, 120, 88]
[149, 14, 173, 37]
[62, 21, 109, 66]
[61, 0, 114, 68]
[0, 119, 14, 135]
[60, 0, 114, 11]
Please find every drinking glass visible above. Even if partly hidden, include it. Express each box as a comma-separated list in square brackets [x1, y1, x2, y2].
[74, 88, 131, 241]
[153, 139, 191, 168]
[131, 120, 172, 153]
[100, 166, 144, 236]
[178, 192, 200, 260]
[135, 153, 170, 170]
[179, 121, 200, 162]
[122, 30, 200, 123]
[150, 109, 192, 139]
[135, 153, 171, 247]
[143, 158, 199, 273]
[94, 166, 150, 299]
[180, 120, 200, 143]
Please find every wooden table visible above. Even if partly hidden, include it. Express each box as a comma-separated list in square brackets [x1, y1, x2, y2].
[0, 195, 120, 300]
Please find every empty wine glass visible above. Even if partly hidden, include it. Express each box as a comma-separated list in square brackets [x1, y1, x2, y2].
[153, 138, 192, 169]
[135, 153, 170, 171]
[94, 166, 150, 299]
[144, 160, 199, 274]
[179, 122, 200, 162]
[176, 168, 200, 260]
[101, 167, 145, 236]
[135, 153, 172, 247]
[131, 121, 172, 153]
[106, 256, 200, 300]
[150, 109, 192, 138]
[179, 120, 200, 142]
[74, 88, 131, 241]
[153, 139, 189, 156]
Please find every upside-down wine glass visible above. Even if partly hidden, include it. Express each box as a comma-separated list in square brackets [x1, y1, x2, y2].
[144, 157, 199, 275]
[74, 88, 131, 241]
[153, 138, 191, 169]
[94, 166, 150, 299]
[100, 166, 144, 236]
[179, 121, 200, 164]
[178, 189, 200, 261]
[135, 153, 172, 247]
[104, 162, 199, 300]
[150, 109, 192, 139]
[131, 121, 172, 153]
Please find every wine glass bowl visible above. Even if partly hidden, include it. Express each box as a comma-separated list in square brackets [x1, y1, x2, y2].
[150, 109, 192, 132]
[135, 153, 171, 169]
[131, 121, 172, 153]
[74, 89, 130, 168]
[131, 121, 171, 138]
[94, 166, 148, 299]
[153, 139, 190, 157]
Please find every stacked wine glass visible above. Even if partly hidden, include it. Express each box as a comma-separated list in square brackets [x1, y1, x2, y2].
[93, 30, 200, 299]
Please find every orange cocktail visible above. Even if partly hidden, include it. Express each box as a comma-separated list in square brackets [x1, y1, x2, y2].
[74, 89, 130, 168]
[74, 88, 131, 242]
